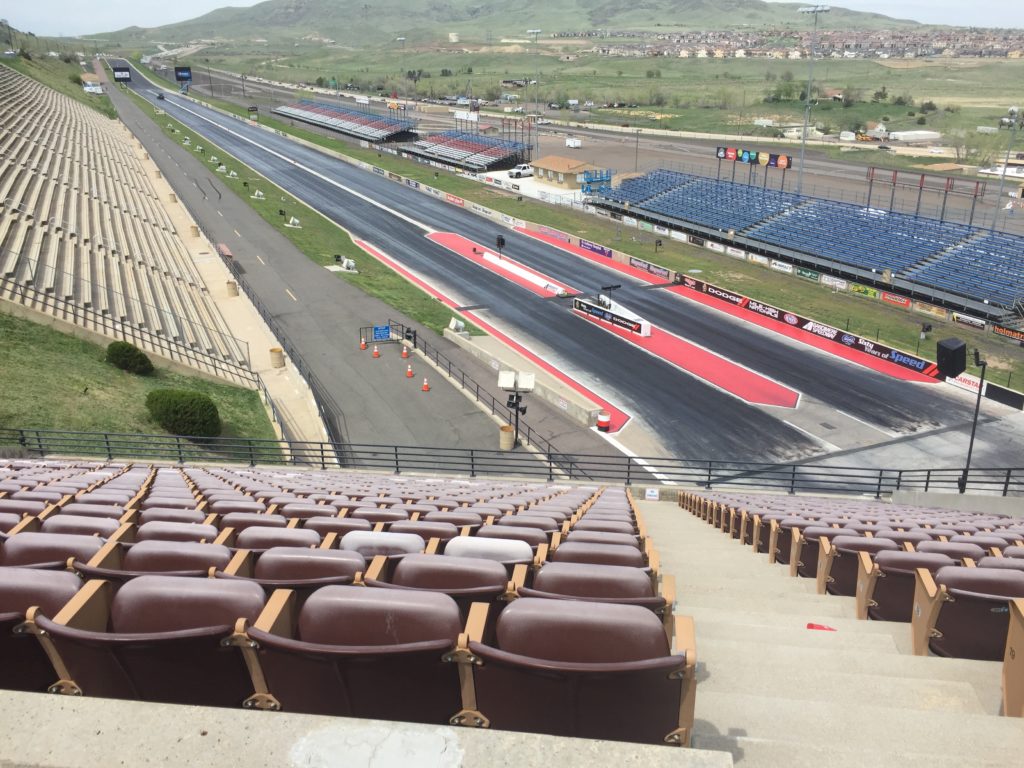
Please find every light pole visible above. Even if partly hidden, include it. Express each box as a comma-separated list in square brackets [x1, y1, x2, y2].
[634, 128, 641, 172]
[958, 349, 988, 494]
[395, 37, 406, 101]
[796, 5, 830, 197]
[527, 29, 542, 155]
[991, 106, 1020, 233]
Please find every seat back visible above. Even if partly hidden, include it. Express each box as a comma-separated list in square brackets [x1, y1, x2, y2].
[234, 526, 320, 552]
[388, 553, 508, 594]
[387, 521, 460, 542]
[0, 532, 104, 567]
[252, 547, 364, 583]
[41, 514, 120, 538]
[476, 525, 549, 548]
[522, 562, 661, 609]
[123, 540, 233, 574]
[339, 530, 424, 558]
[249, 585, 462, 722]
[931, 566, 1024, 660]
[443, 536, 533, 564]
[827, 536, 899, 597]
[916, 541, 987, 562]
[137, 521, 218, 544]
[469, 598, 684, 744]
[550, 541, 645, 568]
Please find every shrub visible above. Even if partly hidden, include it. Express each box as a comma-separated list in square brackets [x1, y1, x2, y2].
[145, 389, 221, 437]
[106, 341, 154, 375]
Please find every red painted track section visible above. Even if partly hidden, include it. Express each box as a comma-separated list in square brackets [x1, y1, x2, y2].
[516, 227, 938, 384]
[573, 310, 799, 408]
[353, 239, 631, 432]
[427, 232, 577, 297]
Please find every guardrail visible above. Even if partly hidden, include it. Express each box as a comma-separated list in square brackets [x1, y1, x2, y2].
[3, 427, 1021, 497]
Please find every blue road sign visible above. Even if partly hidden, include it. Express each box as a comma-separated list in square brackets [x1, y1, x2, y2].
[372, 325, 391, 342]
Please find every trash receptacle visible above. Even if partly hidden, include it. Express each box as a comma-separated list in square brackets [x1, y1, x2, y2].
[499, 425, 515, 451]
[269, 347, 285, 368]
[226, 280, 239, 297]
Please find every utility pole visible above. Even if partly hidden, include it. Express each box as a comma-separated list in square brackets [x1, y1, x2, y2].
[796, 5, 830, 196]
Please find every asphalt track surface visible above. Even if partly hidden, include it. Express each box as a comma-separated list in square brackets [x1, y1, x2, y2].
[122, 68, 978, 463]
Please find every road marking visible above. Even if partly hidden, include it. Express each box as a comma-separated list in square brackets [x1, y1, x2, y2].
[233, 229, 241, 237]
[834, 409, 899, 438]
[781, 420, 841, 453]
[217, 210, 223, 217]
[169, 100, 437, 234]
[594, 431, 672, 483]
[285, 288, 298, 302]
[255, 254, 266, 265]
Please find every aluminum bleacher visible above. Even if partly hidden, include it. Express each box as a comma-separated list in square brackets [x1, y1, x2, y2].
[0, 64, 249, 372]
[272, 99, 415, 142]
[594, 169, 1024, 310]
[405, 130, 528, 171]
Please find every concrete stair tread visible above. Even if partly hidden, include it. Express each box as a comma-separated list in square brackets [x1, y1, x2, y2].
[695, 659, 987, 715]
[693, 690, 1024, 755]
[691, 616, 902, 653]
[692, 735, 1007, 768]
[681, 603, 910, 636]
[678, 593, 864, 620]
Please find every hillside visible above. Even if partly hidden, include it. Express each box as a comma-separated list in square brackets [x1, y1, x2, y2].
[95, 0, 917, 47]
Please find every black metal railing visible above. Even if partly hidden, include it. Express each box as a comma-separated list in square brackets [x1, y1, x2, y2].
[3, 427, 1021, 497]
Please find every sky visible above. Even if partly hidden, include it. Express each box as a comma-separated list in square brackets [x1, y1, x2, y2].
[4, 1, 1024, 38]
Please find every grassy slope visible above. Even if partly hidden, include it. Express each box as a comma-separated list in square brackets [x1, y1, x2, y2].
[138, 65, 1024, 386]
[127, 85, 481, 336]
[0, 312, 278, 440]
[1, 57, 116, 119]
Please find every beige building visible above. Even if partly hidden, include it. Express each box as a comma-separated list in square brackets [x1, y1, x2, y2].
[530, 155, 606, 190]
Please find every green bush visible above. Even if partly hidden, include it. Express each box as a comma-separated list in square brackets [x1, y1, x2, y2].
[106, 341, 154, 375]
[145, 389, 221, 437]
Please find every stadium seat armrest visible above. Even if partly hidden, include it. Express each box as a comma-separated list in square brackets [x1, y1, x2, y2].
[911, 567, 943, 656]
[224, 549, 253, 577]
[1004, 599, 1024, 718]
[53, 579, 112, 632]
[789, 530, 803, 578]
[464, 602, 489, 645]
[534, 542, 549, 568]
[855, 551, 879, 620]
[86, 538, 123, 570]
[505, 563, 529, 600]
[109, 522, 135, 544]
[253, 589, 297, 637]
[202, 513, 218, 526]
[816, 537, 836, 595]
[750, 515, 762, 552]
[213, 527, 235, 546]
[549, 531, 561, 551]
[425, 537, 440, 554]
[666, 614, 697, 747]
[8, 515, 41, 535]
[768, 519, 780, 565]
[319, 532, 338, 550]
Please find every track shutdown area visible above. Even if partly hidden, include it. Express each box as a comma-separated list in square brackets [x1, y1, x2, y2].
[128, 74, 976, 462]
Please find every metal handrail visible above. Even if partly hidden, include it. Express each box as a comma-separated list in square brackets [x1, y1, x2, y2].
[3, 427, 1020, 497]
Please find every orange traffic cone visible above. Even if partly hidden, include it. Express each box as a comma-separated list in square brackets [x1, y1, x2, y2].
[421, 377, 430, 392]
[372, 345, 380, 358]
[359, 337, 367, 350]
[401, 345, 409, 359]
[406, 364, 414, 378]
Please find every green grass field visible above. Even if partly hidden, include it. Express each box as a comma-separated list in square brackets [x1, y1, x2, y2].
[0, 311, 278, 440]
[1, 56, 116, 118]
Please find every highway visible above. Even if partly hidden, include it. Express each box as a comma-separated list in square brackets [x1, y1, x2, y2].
[121, 65, 981, 464]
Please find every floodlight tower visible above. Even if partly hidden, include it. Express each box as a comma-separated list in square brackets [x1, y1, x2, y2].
[796, 5, 830, 196]
[396, 37, 406, 101]
[991, 106, 1020, 232]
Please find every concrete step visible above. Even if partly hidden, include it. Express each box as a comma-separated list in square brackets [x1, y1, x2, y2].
[696, 658, 986, 715]
[685, 604, 910, 639]
[693, 735, 1007, 768]
[679, 591, 857, 619]
[698, 638, 1004, 715]
[691, 616, 902, 654]
[693, 690, 1024, 758]
[677, 578, 819, 596]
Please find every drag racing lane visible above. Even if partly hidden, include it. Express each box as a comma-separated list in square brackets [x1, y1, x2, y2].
[122, 68, 964, 458]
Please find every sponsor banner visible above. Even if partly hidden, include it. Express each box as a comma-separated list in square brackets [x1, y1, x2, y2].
[538, 225, 571, 243]
[986, 382, 1024, 410]
[913, 300, 948, 320]
[748, 254, 770, 266]
[688, 235, 705, 247]
[372, 166, 386, 176]
[994, 324, 1024, 344]
[470, 203, 491, 216]
[405, 179, 420, 190]
[580, 238, 613, 258]
[622, 216, 637, 227]
[596, 208, 610, 218]
[387, 172, 402, 182]
[725, 246, 745, 259]
[674, 274, 707, 292]
[445, 193, 465, 206]
[747, 299, 783, 320]
[638, 221, 654, 232]
[706, 284, 747, 307]
[796, 266, 820, 281]
[654, 225, 670, 235]
[946, 372, 985, 395]
[821, 275, 848, 291]
[881, 291, 911, 308]
[770, 260, 794, 274]
[429, 187, 442, 197]
[500, 214, 515, 225]
[628, 257, 670, 280]
[706, 241, 725, 253]
[850, 283, 879, 299]
[174, 66, 192, 82]
[952, 312, 986, 330]
[572, 298, 645, 334]
[112, 67, 131, 82]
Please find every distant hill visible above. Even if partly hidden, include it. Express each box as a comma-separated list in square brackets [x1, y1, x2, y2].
[93, 0, 918, 47]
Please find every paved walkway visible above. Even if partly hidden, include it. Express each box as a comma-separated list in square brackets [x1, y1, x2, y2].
[103, 73, 616, 459]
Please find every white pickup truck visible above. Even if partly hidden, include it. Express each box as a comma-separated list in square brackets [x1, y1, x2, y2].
[508, 164, 533, 179]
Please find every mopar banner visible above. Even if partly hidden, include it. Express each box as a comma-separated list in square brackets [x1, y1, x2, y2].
[628, 257, 670, 280]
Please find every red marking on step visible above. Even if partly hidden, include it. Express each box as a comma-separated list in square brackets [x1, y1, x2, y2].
[806, 623, 837, 632]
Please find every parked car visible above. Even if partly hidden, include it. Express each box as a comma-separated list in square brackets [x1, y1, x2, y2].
[508, 164, 534, 179]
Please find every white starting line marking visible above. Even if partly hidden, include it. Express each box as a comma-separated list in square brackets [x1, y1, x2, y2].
[255, 254, 266, 265]
[285, 288, 298, 302]
[594, 430, 673, 484]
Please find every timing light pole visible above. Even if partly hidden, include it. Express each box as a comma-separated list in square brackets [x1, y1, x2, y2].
[991, 106, 1020, 233]
[796, 5, 830, 196]
[395, 37, 406, 102]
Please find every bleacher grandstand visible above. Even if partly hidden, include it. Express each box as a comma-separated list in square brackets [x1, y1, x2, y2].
[0, 459, 693, 747]
[0, 67, 248, 371]
[595, 169, 1024, 311]
[405, 130, 530, 172]
[271, 99, 416, 142]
